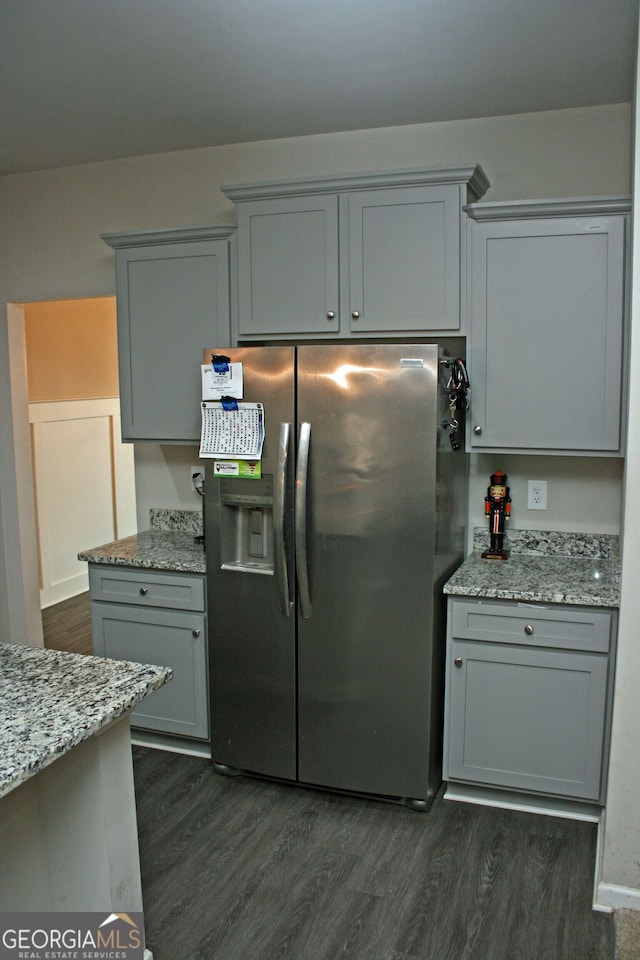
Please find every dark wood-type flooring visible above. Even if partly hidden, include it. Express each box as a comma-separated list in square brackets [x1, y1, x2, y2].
[42, 590, 93, 655]
[43, 592, 616, 960]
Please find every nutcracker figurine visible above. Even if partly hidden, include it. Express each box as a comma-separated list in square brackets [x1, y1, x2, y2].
[481, 470, 511, 560]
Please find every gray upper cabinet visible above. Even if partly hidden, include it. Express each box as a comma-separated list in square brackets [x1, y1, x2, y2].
[465, 198, 629, 455]
[103, 225, 235, 442]
[224, 166, 489, 340]
[235, 194, 340, 337]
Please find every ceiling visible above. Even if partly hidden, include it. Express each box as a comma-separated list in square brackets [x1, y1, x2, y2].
[1, 0, 638, 177]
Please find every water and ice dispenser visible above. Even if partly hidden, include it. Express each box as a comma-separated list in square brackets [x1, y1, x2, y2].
[218, 475, 274, 575]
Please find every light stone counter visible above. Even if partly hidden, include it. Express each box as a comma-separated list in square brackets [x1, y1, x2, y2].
[444, 530, 620, 608]
[78, 508, 205, 574]
[0, 643, 171, 797]
[0, 643, 170, 939]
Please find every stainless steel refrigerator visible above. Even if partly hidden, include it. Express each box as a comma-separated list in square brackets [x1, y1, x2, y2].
[203, 342, 468, 808]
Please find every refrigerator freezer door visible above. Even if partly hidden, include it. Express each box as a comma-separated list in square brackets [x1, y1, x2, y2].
[296, 344, 440, 801]
[205, 346, 297, 781]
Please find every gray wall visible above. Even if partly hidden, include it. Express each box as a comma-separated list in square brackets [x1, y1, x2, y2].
[598, 17, 640, 905]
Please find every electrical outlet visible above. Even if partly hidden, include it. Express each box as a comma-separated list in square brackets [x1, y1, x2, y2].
[527, 480, 547, 510]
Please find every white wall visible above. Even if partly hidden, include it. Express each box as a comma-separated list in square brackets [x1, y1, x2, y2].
[597, 22, 640, 907]
[0, 305, 43, 646]
[0, 103, 632, 642]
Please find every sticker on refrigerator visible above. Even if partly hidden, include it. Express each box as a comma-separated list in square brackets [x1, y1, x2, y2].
[213, 459, 262, 479]
[199, 401, 265, 460]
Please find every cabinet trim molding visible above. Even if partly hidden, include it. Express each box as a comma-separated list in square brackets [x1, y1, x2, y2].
[223, 164, 490, 203]
[102, 223, 236, 249]
[465, 195, 631, 222]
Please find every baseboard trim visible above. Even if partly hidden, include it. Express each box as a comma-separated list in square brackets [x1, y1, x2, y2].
[595, 882, 640, 913]
[444, 782, 601, 822]
[131, 729, 211, 759]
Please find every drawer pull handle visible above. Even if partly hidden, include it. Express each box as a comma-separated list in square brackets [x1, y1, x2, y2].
[524, 624, 534, 636]
[139, 587, 148, 596]
[192, 628, 201, 638]
[454, 657, 463, 668]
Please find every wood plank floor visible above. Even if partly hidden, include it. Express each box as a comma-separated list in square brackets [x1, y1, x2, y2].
[41, 592, 615, 960]
[133, 748, 614, 960]
[42, 590, 92, 655]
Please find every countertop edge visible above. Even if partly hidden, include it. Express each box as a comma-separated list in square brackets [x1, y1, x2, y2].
[443, 584, 619, 609]
[78, 551, 206, 574]
[0, 646, 173, 799]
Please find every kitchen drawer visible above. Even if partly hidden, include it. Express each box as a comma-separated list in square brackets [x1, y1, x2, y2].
[88, 565, 205, 612]
[449, 599, 612, 653]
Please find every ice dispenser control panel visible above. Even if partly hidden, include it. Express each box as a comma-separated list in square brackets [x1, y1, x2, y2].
[218, 475, 275, 575]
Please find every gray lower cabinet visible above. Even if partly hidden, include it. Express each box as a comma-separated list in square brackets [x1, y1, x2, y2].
[89, 565, 208, 740]
[102, 225, 234, 442]
[223, 166, 489, 340]
[465, 197, 629, 455]
[443, 597, 615, 802]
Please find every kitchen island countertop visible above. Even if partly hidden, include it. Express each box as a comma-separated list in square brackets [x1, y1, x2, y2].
[444, 530, 620, 608]
[0, 643, 171, 797]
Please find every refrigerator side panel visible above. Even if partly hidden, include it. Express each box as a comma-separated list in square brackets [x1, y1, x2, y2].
[429, 339, 469, 791]
[204, 346, 297, 781]
[296, 343, 440, 801]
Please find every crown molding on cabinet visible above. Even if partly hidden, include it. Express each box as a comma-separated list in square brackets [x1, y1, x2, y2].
[222, 164, 490, 203]
[464, 195, 631, 221]
[102, 223, 236, 249]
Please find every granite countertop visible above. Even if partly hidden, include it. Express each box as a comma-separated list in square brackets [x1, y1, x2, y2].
[78, 508, 206, 574]
[0, 644, 172, 798]
[444, 529, 621, 608]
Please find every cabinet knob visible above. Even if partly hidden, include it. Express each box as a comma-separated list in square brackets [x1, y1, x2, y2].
[351, 310, 360, 319]
[524, 624, 534, 636]
[139, 587, 148, 596]
[326, 311, 335, 320]
[473, 425, 482, 435]
[454, 657, 463, 668]
[192, 628, 201, 638]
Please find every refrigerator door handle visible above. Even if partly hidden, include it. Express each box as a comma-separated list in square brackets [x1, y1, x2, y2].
[275, 421, 293, 618]
[295, 421, 313, 619]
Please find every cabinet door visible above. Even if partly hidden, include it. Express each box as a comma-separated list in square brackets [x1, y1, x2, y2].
[116, 239, 230, 441]
[445, 639, 608, 800]
[348, 186, 461, 333]
[92, 602, 208, 739]
[236, 195, 339, 337]
[468, 215, 625, 453]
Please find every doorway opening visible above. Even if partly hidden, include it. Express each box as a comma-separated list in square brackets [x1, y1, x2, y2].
[24, 297, 136, 615]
